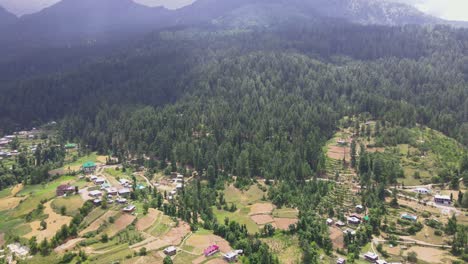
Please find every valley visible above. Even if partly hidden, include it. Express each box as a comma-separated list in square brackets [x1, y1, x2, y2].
[0, 1, 467, 264]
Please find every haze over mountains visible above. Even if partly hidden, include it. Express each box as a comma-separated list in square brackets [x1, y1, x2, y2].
[0, 0, 461, 43]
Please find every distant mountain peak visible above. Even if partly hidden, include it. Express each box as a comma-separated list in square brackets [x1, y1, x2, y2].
[0, 5, 17, 26]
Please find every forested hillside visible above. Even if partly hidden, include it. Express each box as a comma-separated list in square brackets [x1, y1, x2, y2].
[1, 23, 467, 144]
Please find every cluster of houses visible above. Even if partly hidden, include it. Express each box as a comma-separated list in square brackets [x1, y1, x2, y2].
[412, 187, 453, 205]
[2, 243, 30, 261]
[87, 173, 136, 213]
[164, 173, 184, 200]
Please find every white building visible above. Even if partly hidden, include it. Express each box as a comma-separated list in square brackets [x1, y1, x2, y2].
[434, 194, 451, 205]
[164, 246, 177, 256]
[414, 188, 430, 194]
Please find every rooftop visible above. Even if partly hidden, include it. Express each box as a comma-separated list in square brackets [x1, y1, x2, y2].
[83, 161, 96, 168]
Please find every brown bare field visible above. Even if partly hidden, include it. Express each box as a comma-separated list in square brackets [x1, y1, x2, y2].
[80, 210, 118, 235]
[249, 203, 274, 215]
[0, 196, 23, 210]
[251, 214, 274, 225]
[136, 208, 160, 231]
[186, 233, 232, 254]
[273, 218, 298, 230]
[329, 226, 344, 249]
[11, 184, 23, 196]
[327, 145, 350, 160]
[404, 246, 456, 264]
[96, 156, 108, 163]
[367, 147, 385, 153]
[106, 214, 136, 237]
[123, 254, 164, 264]
[0, 184, 24, 210]
[25, 201, 72, 241]
[133, 221, 190, 251]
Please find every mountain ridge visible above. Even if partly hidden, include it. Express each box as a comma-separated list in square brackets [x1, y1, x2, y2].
[0, 0, 464, 58]
[0, 5, 17, 27]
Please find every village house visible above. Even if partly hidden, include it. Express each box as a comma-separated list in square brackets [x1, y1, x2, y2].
[123, 205, 136, 213]
[106, 187, 118, 196]
[82, 161, 97, 173]
[347, 216, 360, 225]
[434, 194, 451, 205]
[118, 188, 131, 197]
[343, 229, 356, 236]
[116, 197, 128, 204]
[94, 177, 106, 185]
[337, 258, 346, 264]
[6, 243, 29, 259]
[164, 246, 177, 256]
[119, 179, 130, 185]
[93, 198, 102, 205]
[89, 190, 103, 197]
[355, 204, 364, 213]
[414, 187, 430, 194]
[401, 213, 418, 222]
[224, 251, 242, 262]
[56, 184, 77, 196]
[204, 245, 219, 257]
[326, 218, 334, 225]
[376, 260, 388, 264]
[364, 252, 378, 262]
[335, 220, 346, 227]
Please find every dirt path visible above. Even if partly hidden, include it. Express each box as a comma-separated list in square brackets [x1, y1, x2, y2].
[55, 238, 84, 253]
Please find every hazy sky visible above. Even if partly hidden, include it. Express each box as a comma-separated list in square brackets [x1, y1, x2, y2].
[0, 0, 467, 21]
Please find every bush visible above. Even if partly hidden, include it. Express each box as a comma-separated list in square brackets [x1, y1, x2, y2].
[407, 251, 418, 263]
[434, 230, 442, 236]
[421, 211, 431, 218]
[101, 234, 109, 243]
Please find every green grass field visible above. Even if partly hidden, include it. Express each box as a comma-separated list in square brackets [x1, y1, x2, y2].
[272, 208, 298, 219]
[147, 213, 173, 237]
[51, 195, 84, 217]
[0, 187, 12, 199]
[213, 183, 268, 234]
[13, 176, 75, 217]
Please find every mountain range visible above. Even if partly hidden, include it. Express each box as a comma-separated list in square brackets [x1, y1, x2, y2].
[1, 0, 467, 65]
[0, 0, 460, 42]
